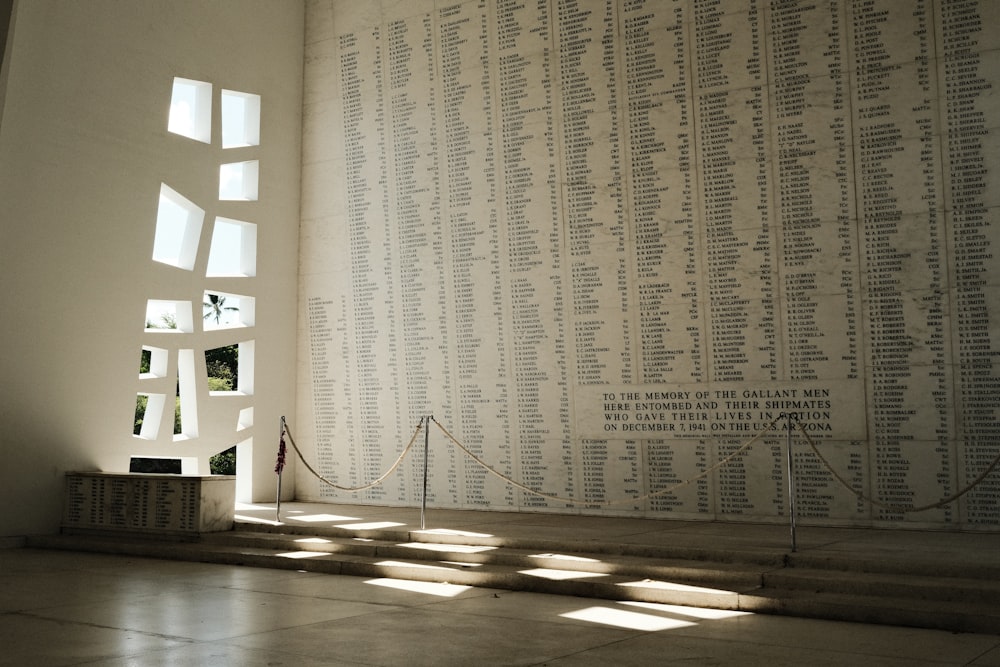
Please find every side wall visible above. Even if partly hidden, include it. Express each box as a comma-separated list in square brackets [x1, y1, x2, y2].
[0, 1, 304, 536]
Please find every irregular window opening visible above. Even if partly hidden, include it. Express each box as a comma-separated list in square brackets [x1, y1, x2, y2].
[145, 300, 194, 333]
[210, 446, 236, 475]
[129, 456, 197, 474]
[205, 344, 239, 393]
[153, 184, 204, 270]
[168, 77, 211, 143]
[134, 392, 166, 440]
[206, 217, 257, 277]
[130, 457, 182, 474]
[221, 89, 261, 148]
[174, 349, 198, 440]
[219, 160, 259, 201]
[139, 345, 168, 379]
[203, 291, 254, 331]
[206, 341, 253, 395]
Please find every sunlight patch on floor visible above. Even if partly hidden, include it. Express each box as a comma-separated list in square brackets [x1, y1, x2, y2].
[417, 528, 495, 538]
[519, 568, 608, 581]
[365, 578, 472, 597]
[287, 513, 361, 523]
[375, 560, 456, 571]
[398, 542, 496, 554]
[560, 606, 697, 631]
[276, 551, 327, 559]
[620, 601, 751, 620]
[440, 561, 483, 567]
[618, 578, 736, 595]
[531, 553, 600, 563]
[338, 521, 406, 530]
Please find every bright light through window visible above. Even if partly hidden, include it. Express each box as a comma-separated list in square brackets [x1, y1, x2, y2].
[207, 217, 257, 277]
[168, 77, 211, 143]
[219, 161, 259, 201]
[145, 300, 194, 333]
[153, 184, 204, 270]
[221, 89, 261, 148]
[203, 291, 254, 331]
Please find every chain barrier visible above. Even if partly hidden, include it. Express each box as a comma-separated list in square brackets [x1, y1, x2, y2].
[281, 418, 424, 492]
[792, 416, 1000, 514]
[277, 414, 1000, 515]
[278, 414, 782, 508]
[431, 415, 783, 507]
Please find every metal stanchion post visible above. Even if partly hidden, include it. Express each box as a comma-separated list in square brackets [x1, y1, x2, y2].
[276, 416, 285, 523]
[421, 416, 430, 530]
[785, 412, 797, 552]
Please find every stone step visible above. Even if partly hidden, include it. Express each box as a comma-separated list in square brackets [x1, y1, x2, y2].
[231, 520, 791, 567]
[210, 528, 768, 590]
[764, 567, 1000, 606]
[786, 549, 1000, 580]
[742, 588, 1000, 636]
[24, 527, 1000, 635]
[26, 532, 750, 609]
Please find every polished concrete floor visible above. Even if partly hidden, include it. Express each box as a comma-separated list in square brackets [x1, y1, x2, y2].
[3, 543, 1000, 666]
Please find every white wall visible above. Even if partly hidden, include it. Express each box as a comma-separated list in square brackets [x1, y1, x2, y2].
[0, 0, 304, 536]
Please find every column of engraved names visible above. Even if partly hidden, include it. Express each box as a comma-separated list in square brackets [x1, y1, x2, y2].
[498, 0, 574, 509]
[180, 480, 196, 531]
[940, 0, 1000, 525]
[152, 479, 178, 529]
[559, 0, 630, 390]
[338, 29, 395, 501]
[307, 296, 341, 492]
[105, 478, 128, 527]
[89, 476, 105, 525]
[767, 2, 864, 519]
[696, 1, 776, 387]
[624, 1, 710, 516]
[557, 0, 640, 510]
[695, 1, 782, 519]
[851, 2, 953, 522]
[63, 475, 86, 526]
[128, 477, 151, 529]
[630, 3, 702, 388]
[770, 2, 860, 383]
[389, 15, 451, 504]
[438, 1, 512, 507]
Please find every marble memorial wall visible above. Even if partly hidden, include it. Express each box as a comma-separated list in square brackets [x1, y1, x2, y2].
[297, 0, 1000, 528]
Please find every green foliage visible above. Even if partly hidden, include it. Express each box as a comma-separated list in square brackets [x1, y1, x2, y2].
[207, 376, 232, 392]
[210, 447, 237, 475]
[146, 313, 177, 329]
[174, 395, 182, 434]
[134, 394, 148, 435]
[206, 345, 239, 389]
